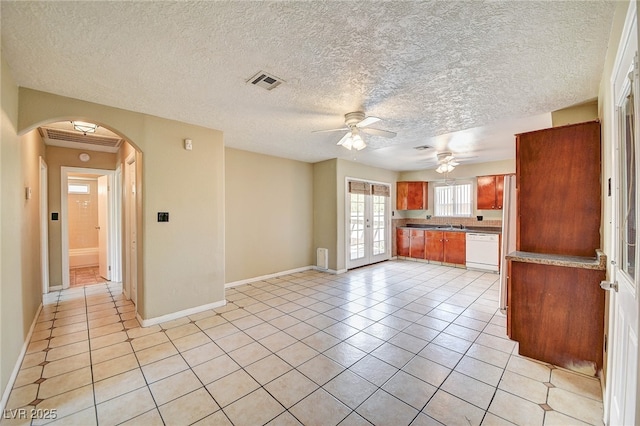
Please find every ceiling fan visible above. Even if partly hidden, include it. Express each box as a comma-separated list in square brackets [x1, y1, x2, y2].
[435, 151, 459, 173]
[418, 150, 477, 172]
[313, 111, 396, 150]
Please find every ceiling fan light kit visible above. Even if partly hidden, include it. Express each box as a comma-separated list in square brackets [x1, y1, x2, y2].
[435, 151, 460, 173]
[314, 111, 396, 151]
[337, 128, 366, 150]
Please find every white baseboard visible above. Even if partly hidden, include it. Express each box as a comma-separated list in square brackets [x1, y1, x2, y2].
[315, 266, 349, 274]
[1, 303, 43, 415]
[225, 265, 315, 288]
[137, 299, 227, 327]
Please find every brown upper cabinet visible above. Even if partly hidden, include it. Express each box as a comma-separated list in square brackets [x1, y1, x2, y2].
[396, 181, 428, 210]
[477, 174, 505, 210]
[516, 120, 601, 256]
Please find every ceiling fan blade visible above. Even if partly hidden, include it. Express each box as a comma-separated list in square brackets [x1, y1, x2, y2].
[311, 127, 348, 133]
[356, 116, 381, 128]
[336, 132, 351, 146]
[361, 128, 397, 138]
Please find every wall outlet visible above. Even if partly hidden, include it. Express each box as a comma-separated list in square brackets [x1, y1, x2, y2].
[158, 212, 169, 222]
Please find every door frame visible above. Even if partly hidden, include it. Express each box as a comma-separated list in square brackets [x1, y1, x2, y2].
[604, 1, 639, 423]
[39, 157, 50, 293]
[124, 153, 138, 306]
[344, 177, 391, 270]
[61, 166, 119, 289]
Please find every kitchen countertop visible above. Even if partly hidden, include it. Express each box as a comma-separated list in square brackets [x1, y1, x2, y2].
[505, 250, 607, 270]
[399, 224, 502, 234]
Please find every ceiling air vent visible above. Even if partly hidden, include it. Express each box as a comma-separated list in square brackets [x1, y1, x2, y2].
[247, 71, 284, 90]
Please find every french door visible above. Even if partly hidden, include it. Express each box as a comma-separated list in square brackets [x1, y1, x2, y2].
[346, 179, 390, 269]
[606, 4, 639, 425]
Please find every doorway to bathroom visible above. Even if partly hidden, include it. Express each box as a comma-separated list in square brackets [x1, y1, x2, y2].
[61, 167, 121, 289]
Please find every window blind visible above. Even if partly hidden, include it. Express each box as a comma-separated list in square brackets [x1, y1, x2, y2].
[348, 181, 370, 195]
[371, 184, 390, 197]
[434, 182, 472, 217]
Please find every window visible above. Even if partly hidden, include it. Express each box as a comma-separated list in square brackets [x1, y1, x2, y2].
[68, 183, 90, 194]
[434, 181, 472, 217]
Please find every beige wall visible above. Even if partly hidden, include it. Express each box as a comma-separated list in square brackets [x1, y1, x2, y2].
[398, 159, 515, 221]
[45, 145, 118, 286]
[0, 57, 44, 398]
[18, 89, 225, 320]
[313, 159, 338, 270]
[225, 148, 314, 283]
[142, 115, 225, 317]
[552, 100, 599, 127]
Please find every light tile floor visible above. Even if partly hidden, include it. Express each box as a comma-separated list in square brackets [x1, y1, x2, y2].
[2, 261, 604, 425]
[69, 266, 105, 287]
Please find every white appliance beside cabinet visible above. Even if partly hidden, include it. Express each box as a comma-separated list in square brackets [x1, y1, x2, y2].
[499, 175, 517, 314]
[465, 233, 500, 272]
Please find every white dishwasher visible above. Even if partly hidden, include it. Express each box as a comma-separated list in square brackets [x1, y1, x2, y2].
[466, 233, 499, 272]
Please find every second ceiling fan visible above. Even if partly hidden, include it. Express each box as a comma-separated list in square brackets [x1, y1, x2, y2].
[313, 111, 396, 150]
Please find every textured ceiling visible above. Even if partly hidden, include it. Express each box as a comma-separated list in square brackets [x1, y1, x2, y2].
[1, 1, 616, 171]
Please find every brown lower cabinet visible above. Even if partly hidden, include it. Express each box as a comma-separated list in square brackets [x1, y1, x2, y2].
[424, 230, 444, 262]
[396, 228, 410, 257]
[507, 261, 605, 375]
[396, 228, 466, 265]
[409, 230, 425, 259]
[424, 230, 466, 265]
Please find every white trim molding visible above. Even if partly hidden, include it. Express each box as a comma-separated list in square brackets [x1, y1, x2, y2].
[0, 304, 42, 415]
[136, 299, 227, 328]
[225, 266, 315, 288]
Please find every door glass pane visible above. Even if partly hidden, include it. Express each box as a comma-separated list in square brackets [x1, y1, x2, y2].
[620, 84, 636, 283]
[350, 193, 365, 260]
[372, 194, 386, 255]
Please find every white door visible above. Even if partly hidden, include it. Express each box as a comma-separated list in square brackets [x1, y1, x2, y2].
[346, 180, 390, 269]
[606, 5, 639, 425]
[98, 175, 110, 280]
[126, 157, 138, 305]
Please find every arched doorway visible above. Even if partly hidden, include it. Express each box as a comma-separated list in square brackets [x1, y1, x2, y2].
[33, 119, 141, 308]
